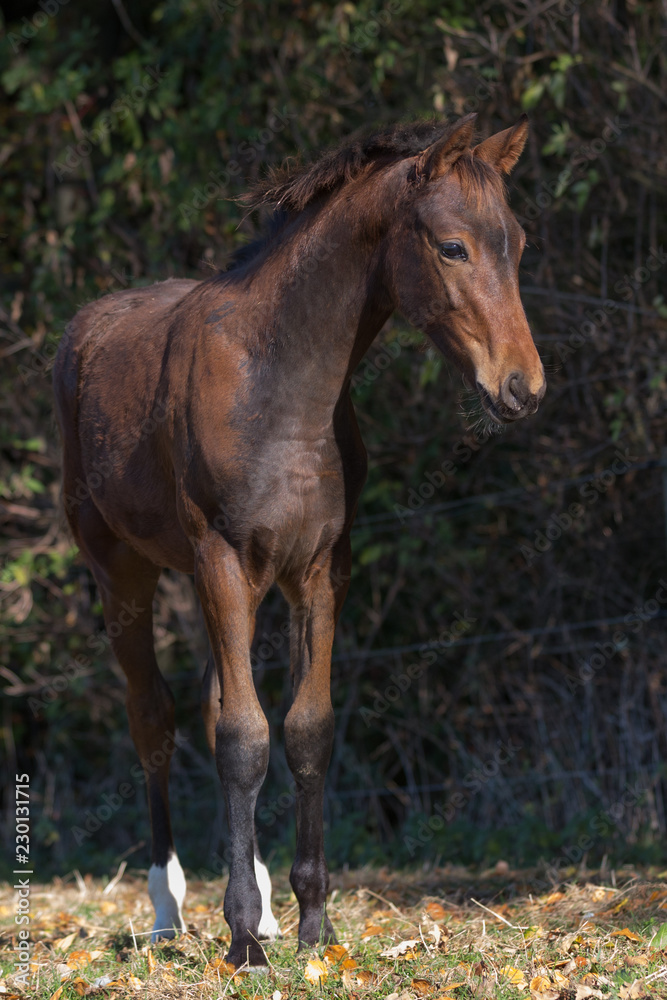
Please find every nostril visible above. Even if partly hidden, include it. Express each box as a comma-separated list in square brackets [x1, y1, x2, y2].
[501, 371, 527, 410]
[508, 375, 521, 402]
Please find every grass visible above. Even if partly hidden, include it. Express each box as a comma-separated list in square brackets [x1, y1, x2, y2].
[2, 863, 667, 999]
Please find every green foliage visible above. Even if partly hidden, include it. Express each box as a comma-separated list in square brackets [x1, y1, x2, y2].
[1, 0, 666, 878]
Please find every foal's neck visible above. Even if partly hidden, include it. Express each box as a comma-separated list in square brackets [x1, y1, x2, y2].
[229, 166, 403, 421]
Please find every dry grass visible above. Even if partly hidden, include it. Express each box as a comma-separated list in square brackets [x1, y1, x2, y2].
[2, 865, 667, 999]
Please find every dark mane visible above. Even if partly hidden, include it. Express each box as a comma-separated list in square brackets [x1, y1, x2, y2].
[220, 117, 506, 275]
[244, 116, 481, 212]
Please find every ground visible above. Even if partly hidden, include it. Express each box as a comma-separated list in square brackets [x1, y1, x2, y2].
[2, 865, 667, 999]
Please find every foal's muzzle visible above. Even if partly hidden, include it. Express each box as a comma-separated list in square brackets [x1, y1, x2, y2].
[477, 371, 546, 423]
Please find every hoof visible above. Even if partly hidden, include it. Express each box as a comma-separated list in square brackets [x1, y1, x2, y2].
[226, 940, 267, 970]
[151, 921, 185, 943]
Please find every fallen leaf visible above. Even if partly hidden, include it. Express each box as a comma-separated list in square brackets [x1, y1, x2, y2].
[71, 978, 88, 997]
[362, 923, 384, 938]
[412, 979, 432, 996]
[529, 975, 551, 992]
[438, 984, 466, 993]
[541, 892, 565, 905]
[47, 989, 64, 1000]
[90, 976, 120, 989]
[66, 950, 92, 970]
[552, 969, 569, 985]
[323, 944, 349, 965]
[382, 939, 421, 959]
[426, 902, 447, 921]
[429, 922, 442, 948]
[619, 983, 646, 1000]
[573, 986, 605, 999]
[590, 886, 615, 902]
[53, 932, 78, 952]
[304, 959, 328, 984]
[342, 968, 374, 987]
[146, 949, 157, 974]
[611, 928, 642, 942]
[124, 975, 143, 991]
[204, 959, 237, 978]
[501, 965, 527, 988]
[99, 901, 117, 914]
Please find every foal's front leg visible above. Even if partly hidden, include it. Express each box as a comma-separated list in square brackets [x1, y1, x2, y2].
[284, 541, 350, 950]
[195, 536, 269, 969]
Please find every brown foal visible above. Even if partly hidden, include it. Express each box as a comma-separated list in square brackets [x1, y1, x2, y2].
[54, 114, 545, 968]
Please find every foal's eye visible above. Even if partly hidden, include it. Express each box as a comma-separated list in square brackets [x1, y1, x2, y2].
[440, 241, 468, 260]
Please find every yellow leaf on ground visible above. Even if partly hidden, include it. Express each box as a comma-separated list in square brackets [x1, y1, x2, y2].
[649, 890, 667, 902]
[590, 887, 615, 902]
[146, 949, 157, 974]
[426, 901, 447, 921]
[611, 928, 642, 942]
[323, 944, 349, 965]
[438, 984, 466, 993]
[204, 959, 236, 978]
[47, 988, 64, 1000]
[501, 965, 527, 988]
[541, 892, 565, 905]
[99, 901, 117, 914]
[53, 932, 78, 952]
[66, 950, 91, 969]
[530, 975, 551, 992]
[553, 970, 569, 985]
[362, 923, 384, 938]
[341, 957, 358, 970]
[124, 974, 143, 991]
[412, 978, 432, 996]
[625, 956, 648, 967]
[304, 959, 328, 984]
[71, 978, 88, 997]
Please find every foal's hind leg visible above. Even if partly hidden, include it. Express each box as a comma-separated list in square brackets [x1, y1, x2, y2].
[73, 500, 186, 940]
[201, 653, 280, 942]
[284, 539, 351, 950]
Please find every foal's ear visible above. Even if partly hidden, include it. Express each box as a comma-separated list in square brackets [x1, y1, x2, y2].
[473, 115, 529, 175]
[414, 113, 478, 183]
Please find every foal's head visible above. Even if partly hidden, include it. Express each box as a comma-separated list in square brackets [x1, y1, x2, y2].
[386, 114, 545, 423]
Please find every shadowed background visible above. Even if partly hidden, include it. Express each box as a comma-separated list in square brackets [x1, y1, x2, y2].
[1, 0, 666, 882]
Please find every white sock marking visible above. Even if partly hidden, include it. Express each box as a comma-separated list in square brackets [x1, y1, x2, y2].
[254, 855, 280, 940]
[148, 854, 187, 941]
